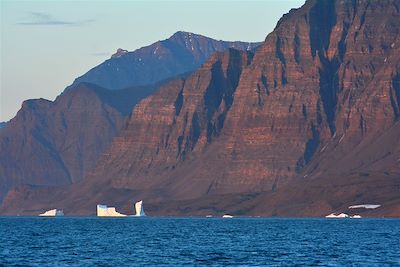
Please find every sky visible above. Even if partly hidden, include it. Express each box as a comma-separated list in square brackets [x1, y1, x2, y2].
[0, 0, 305, 122]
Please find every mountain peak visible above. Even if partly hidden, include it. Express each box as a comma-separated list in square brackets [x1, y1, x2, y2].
[171, 31, 197, 38]
[111, 48, 129, 58]
[168, 31, 204, 43]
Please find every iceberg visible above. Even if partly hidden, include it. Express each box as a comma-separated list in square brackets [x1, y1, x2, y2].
[135, 200, 146, 216]
[97, 204, 127, 217]
[325, 213, 349, 218]
[222, 214, 234, 218]
[39, 209, 64, 217]
[326, 213, 362, 219]
[97, 201, 146, 217]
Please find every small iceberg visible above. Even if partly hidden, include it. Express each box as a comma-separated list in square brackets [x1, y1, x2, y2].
[348, 204, 381, 209]
[222, 214, 234, 218]
[135, 200, 146, 217]
[97, 205, 126, 217]
[325, 213, 349, 218]
[39, 209, 64, 217]
[326, 213, 362, 219]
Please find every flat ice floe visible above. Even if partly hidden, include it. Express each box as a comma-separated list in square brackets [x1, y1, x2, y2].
[348, 204, 381, 209]
[325, 213, 362, 218]
[325, 213, 349, 218]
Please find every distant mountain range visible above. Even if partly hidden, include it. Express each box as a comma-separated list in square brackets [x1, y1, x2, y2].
[0, 32, 260, 204]
[1, 0, 400, 217]
[72, 31, 261, 90]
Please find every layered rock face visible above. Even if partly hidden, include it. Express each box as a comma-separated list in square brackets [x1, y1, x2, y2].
[215, 0, 400, 189]
[0, 83, 155, 202]
[301, 0, 400, 177]
[72, 31, 261, 90]
[88, 49, 254, 198]
[2, 0, 400, 216]
[88, 0, 399, 198]
[91, 0, 398, 208]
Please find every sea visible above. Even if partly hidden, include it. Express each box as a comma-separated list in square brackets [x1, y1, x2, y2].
[0, 217, 399, 266]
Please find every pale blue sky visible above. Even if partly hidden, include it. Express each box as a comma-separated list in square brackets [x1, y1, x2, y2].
[0, 0, 305, 121]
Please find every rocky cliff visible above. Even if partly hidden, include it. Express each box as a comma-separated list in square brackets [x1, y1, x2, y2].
[2, 0, 400, 216]
[0, 83, 155, 202]
[81, 0, 400, 199]
[0, 33, 259, 204]
[72, 31, 261, 90]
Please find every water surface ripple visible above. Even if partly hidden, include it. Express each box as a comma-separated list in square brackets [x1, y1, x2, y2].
[1, 217, 399, 266]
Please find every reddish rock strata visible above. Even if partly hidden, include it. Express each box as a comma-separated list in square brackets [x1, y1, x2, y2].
[1, 0, 400, 216]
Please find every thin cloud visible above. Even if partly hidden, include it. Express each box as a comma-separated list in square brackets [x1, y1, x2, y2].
[17, 12, 95, 26]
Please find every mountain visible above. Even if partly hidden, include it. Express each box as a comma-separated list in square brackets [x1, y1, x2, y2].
[0, 83, 156, 202]
[72, 31, 261, 90]
[2, 0, 400, 216]
[1, 48, 254, 214]
[0, 32, 259, 204]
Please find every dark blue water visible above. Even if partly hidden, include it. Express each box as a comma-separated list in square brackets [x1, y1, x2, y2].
[1, 217, 399, 266]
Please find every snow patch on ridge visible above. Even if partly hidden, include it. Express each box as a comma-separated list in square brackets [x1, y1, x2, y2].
[348, 204, 381, 209]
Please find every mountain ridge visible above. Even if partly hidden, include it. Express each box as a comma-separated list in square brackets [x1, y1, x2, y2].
[71, 31, 262, 90]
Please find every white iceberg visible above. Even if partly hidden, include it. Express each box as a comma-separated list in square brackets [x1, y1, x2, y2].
[351, 215, 362, 218]
[97, 204, 126, 217]
[39, 209, 64, 217]
[325, 213, 349, 218]
[222, 214, 234, 218]
[135, 200, 146, 217]
[348, 204, 381, 209]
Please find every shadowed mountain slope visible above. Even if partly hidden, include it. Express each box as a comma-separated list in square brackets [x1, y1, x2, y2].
[0, 83, 156, 202]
